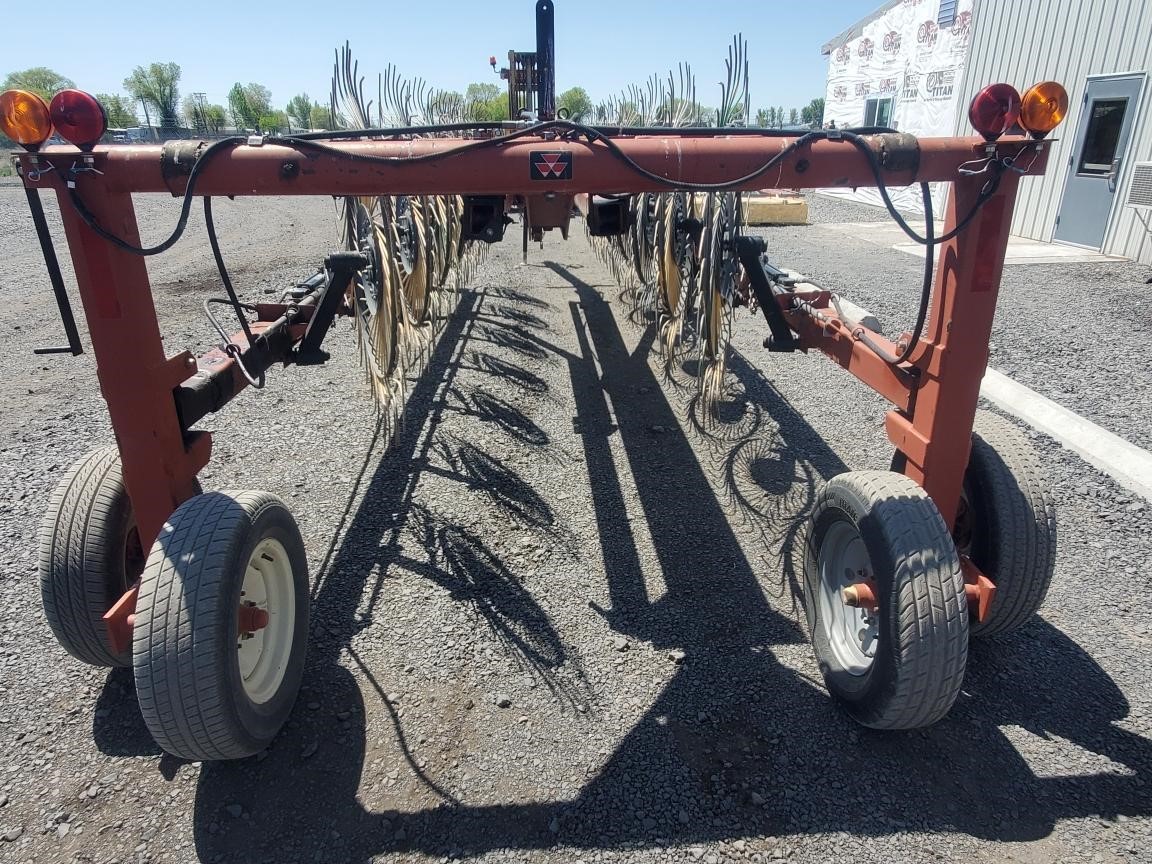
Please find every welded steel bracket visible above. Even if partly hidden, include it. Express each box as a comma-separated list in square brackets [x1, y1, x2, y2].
[736, 235, 797, 352]
[295, 251, 366, 362]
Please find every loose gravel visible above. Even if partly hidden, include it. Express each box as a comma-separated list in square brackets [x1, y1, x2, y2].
[0, 186, 1149, 864]
[765, 193, 1152, 451]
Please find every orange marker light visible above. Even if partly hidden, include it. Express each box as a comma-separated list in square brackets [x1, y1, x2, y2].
[1019, 81, 1068, 138]
[0, 89, 53, 149]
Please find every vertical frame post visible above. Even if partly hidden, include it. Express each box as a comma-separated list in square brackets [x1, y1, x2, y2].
[53, 179, 208, 547]
[535, 0, 556, 120]
[886, 171, 1022, 526]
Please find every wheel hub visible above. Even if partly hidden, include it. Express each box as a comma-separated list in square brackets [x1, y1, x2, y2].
[236, 537, 295, 704]
[817, 522, 879, 676]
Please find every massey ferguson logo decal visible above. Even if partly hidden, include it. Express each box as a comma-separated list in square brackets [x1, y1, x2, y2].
[835, 44, 850, 64]
[857, 38, 874, 59]
[530, 151, 572, 180]
[918, 20, 938, 46]
[883, 31, 902, 53]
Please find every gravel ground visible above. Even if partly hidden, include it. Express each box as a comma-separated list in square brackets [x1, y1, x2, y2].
[0, 186, 1149, 864]
[783, 193, 1152, 451]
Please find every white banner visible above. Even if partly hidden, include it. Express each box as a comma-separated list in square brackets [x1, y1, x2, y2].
[822, 0, 974, 216]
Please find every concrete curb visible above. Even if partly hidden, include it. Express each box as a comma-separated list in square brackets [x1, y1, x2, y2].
[981, 367, 1152, 503]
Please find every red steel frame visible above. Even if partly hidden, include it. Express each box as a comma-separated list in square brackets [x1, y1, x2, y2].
[13, 132, 1047, 642]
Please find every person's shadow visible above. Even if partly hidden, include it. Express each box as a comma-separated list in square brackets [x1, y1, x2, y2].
[123, 263, 1147, 862]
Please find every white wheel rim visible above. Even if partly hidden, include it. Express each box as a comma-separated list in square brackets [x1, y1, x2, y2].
[237, 537, 295, 704]
[817, 521, 878, 676]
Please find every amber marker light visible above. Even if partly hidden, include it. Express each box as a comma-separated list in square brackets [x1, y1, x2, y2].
[0, 89, 53, 150]
[49, 89, 108, 151]
[968, 83, 1021, 142]
[1019, 81, 1069, 138]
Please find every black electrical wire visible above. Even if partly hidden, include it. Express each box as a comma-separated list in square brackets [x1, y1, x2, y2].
[849, 182, 935, 366]
[263, 119, 589, 166]
[67, 121, 993, 255]
[294, 121, 523, 140]
[268, 121, 999, 368]
[297, 121, 897, 143]
[203, 196, 265, 389]
[63, 119, 1006, 371]
[268, 120, 816, 191]
[65, 136, 244, 255]
[836, 129, 1004, 245]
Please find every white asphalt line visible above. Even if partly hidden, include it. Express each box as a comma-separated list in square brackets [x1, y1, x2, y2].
[981, 368, 1152, 502]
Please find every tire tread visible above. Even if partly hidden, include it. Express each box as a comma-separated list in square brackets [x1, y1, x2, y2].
[133, 491, 303, 760]
[808, 471, 968, 729]
[38, 447, 131, 667]
[968, 411, 1057, 636]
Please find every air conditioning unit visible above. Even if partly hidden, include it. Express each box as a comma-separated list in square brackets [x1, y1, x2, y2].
[1127, 162, 1152, 283]
[1127, 161, 1152, 209]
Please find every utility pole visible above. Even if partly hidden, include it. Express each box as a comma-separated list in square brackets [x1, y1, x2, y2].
[190, 92, 207, 135]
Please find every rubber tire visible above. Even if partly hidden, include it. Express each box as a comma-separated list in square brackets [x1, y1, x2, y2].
[39, 447, 143, 667]
[804, 471, 969, 729]
[133, 491, 309, 760]
[963, 411, 1057, 637]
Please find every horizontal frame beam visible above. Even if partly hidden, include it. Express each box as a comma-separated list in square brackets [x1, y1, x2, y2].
[16, 134, 1048, 197]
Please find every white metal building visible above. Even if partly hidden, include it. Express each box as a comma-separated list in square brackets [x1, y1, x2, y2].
[822, 0, 1152, 264]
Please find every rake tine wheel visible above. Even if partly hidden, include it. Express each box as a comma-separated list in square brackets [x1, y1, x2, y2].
[330, 45, 478, 432]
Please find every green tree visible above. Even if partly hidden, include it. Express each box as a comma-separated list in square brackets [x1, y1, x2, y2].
[201, 104, 226, 134]
[465, 82, 500, 103]
[755, 107, 769, 127]
[2, 67, 74, 100]
[228, 83, 256, 130]
[801, 97, 825, 126]
[286, 94, 313, 129]
[557, 86, 592, 120]
[97, 94, 138, 127]
[788, 107, 800, 125]
[244, 84, 272, 118]
[464, 82, 507, 121]
[309, 103, 333, 130]
[228, 83, 273, 130]
[259, 110, 289, 134]
[181, 95, 208, 131]
[123, 63, 181, 131]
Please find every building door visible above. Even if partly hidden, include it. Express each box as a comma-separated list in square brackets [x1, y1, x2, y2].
[1054, 74, 1144, 249]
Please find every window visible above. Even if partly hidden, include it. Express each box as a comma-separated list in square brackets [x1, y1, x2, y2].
[863, 97, 894, 128]
[938, 0, 958, 27]
[1078, 98, 1128, 175]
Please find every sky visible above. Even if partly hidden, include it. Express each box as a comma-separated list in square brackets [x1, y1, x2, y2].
[2, 0, 882, 119]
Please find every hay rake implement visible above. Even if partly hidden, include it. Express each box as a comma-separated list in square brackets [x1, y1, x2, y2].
[2, 2, 1069, 758]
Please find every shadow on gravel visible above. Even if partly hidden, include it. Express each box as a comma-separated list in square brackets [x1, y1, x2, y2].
[430, 434, 556, 528]
[183, 266, 1150, 863]
[476, 320, 554, 362]
[453, 386, 551, 447]
[469, 351, 550, 394]
[486, 303, 552, 331]
[489, 285, 553, 310]
[92, 667, 163, 757]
